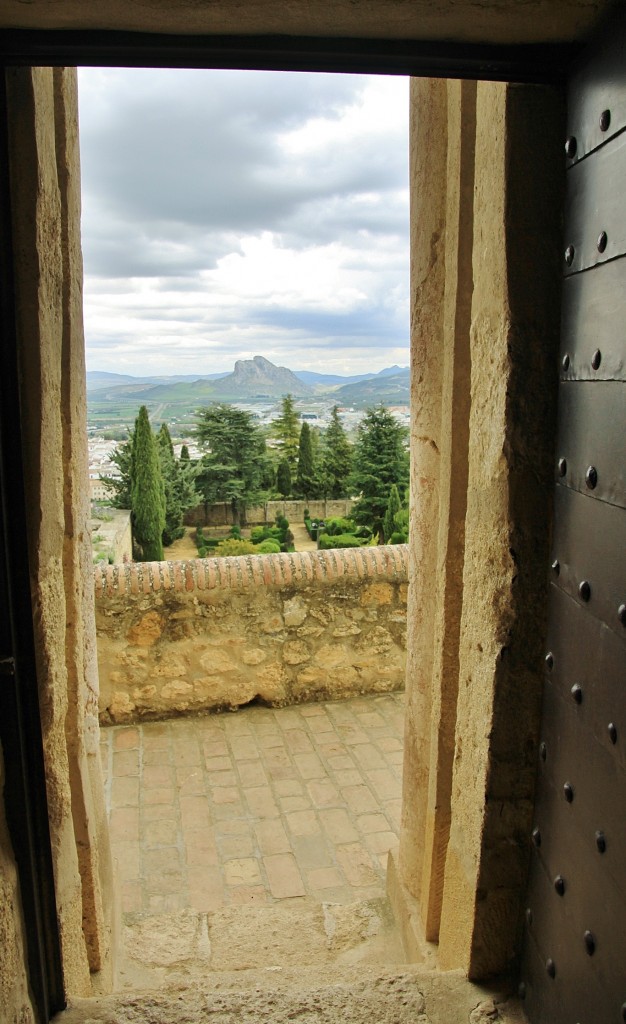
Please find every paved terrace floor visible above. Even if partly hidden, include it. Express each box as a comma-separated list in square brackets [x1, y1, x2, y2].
[100, 692, 404, 916]
[101, 692, 405, 917]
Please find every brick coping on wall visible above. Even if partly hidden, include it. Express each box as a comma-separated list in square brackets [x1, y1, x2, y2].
[94, 544, 409, 599]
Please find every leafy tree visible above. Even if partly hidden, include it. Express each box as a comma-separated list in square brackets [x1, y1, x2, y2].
[383, 484, 402, 543]
[100, 436, 132, 508]
[351, 406, 409, 540]
[131, 406, 166, 561]
[272, 394, 300, 474]
[322, 406, 352, 499]
[277, 459, 292, 498]
[295, 421, 316, 499]
[195, 404, 269, 525]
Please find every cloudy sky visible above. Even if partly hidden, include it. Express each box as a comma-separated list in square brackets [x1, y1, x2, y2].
[77, 68, 409, 378]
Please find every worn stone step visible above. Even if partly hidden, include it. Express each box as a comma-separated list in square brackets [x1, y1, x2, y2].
[53, 965, 526, 1024]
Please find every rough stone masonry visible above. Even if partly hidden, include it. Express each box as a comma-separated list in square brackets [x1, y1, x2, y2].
[94, 546, 408, 724]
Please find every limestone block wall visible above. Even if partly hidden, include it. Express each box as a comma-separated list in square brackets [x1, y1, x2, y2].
[94, 546, 408, 724]
[184, 498, 355, 528]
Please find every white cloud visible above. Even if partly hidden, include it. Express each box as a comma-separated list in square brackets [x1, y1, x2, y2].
[78, 68, 409, 377]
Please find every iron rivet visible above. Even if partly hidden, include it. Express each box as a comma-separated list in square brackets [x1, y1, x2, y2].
[571, 684, 583, 704]
[565, 136, 577, 158]
[599, 109, 611, 131]
[578, 580, 591, 602]
[565, 245, 575, 266]
[618, 604, 626, 626]
[591, 349, 602, 370]
[558, 457, 567, 477]
[518, 982, 526, 1000]
[525, 907, 533, 926]
[545, 653, 554, 671]
[531, 827, 541, 847]
[540, 742, 547, 761]
[564, 782, 574, 803]
[585, 466, 598, 489]
[597, 231, 608, 253]
[554, 875, 566, 896]
[552, 559, 560, 575]
[608, 723, 618, 744]
[584, 930, 595, 956]
[562, 353, 570, 371]
[595, 830, 606, 853]
[621, 1001, 626, 1021]
[546, 958, 556, 978]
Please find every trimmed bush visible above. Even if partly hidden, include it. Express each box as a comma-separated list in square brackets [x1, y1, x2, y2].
[324, 516, 356, 536]
[214, 538, 257, 557]
[389, 530, 408, 545]
[318, 533, 364, 549]
[256, 539, 281, 554]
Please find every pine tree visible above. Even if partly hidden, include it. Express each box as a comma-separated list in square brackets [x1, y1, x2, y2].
[277, 459, 292, 498]
[351, 406, 409, 540]
[296, 421, 316, 499]
[180, 444, 190, 462]
[131, 406, 166, 561]
[272, 394, 300, 474]
[322, 405, 352, 499]
[195, 404, 269, 525]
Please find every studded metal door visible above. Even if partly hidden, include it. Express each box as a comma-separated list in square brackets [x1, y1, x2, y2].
[519, 11, 626, 1024]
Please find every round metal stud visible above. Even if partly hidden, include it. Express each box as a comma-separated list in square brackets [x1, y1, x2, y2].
[558, 457, 567, 477]
[518, 982, 526, 1000]
[579, 580, 591, 602]
[608, 723, 618, 744]
[565, 245, 575, 266]
[571, 684, 583, 704]
[525, 907, 533, 926]
[552, 559, 560, 575]
[564, 782, 574, 803]
[595, 830, 606, 853]
[554, 875, 566, 896]
[545, 652, 554, 671]
[562, 353, 570, 371]
[597, 231, 608, 253]
[618, 604, 626, 626]
[621, 1001, 626, 1022]
[599, 108, 611, 131]
[540, 742, 547, 761]
[565, 136, 577, 158]
[584, 930, 595, 956]
[591, 348, 602, 370]
[585, 466, 598, 489]
[531, 827, 542, 847]
[546, 958, 556, 979]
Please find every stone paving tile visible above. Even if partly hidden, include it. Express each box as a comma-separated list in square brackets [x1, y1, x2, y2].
[100, 692, 404, 915]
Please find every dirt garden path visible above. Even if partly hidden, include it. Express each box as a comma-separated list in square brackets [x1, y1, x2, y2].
[163, 529, 199, 560]
[290, 521, 318, 552]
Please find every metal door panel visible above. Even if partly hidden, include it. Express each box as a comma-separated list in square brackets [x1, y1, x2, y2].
[560, 258, 626, 383]
[545, 586, 625, 767]
[564, 131, 626, 274]
[566, 6, 626, 163]
[550, 485, 626, 631]
[555, 381, 626, 505]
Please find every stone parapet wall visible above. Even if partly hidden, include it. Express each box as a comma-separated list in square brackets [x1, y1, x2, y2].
[94, 545, 408, 724]
[184, 498, 355, 527]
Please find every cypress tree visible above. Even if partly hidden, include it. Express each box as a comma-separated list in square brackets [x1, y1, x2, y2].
[157, 423, 185, 546]
[272, 395, 300, 474]
[131, 406, 166, 561]
[296, 421, 315, 499]
[383, 483, 402, 543]
[277, 459, 292, 497]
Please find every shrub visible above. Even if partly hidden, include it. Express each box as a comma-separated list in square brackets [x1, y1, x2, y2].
[324, 516, 356, 536]
[303, 508, 310, 520]
[229, 524, 242, 538]
[256, 539, 281, 554]
[318, 533, 364, 549]
[275, 514, 289, 531]
[214, 538, 257, 557]
[354, 525, 373, 539]
[250, 525, 268, 543]
[388, 530, 408, 544]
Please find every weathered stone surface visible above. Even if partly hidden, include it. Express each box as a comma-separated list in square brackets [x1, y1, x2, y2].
[96, 551, 408, 723]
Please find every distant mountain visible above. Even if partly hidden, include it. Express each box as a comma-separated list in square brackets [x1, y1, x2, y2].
[333, 367, 410, 408]
[376, 364, 408, 378]
[86, 370, 229, 393]
[215, 355, 311, 398]
[294, 370, 375, 386]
